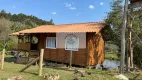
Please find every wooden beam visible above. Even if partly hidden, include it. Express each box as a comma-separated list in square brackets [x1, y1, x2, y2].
[129, 1, 142, 8]
[39, 49, 44, 76]
[19, 57, 40, 72]
[127, 26, 142, 45]
[69, 50, 73, 69]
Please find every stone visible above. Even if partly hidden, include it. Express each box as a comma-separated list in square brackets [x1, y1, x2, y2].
[114, 74, 129, 80]
[7, 76, 24, 80]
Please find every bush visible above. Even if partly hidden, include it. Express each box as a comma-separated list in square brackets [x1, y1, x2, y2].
[133, 44, 142, 68]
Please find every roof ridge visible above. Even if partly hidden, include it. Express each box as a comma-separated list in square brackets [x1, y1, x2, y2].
[56, 22, 105, 26]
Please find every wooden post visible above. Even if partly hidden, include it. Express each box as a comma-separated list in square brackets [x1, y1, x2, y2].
[126, 15, 131, 72]
[1, 49, 5, 69]
[69, 50, 72, 69]
[129, 18, 133, 68]
[17, 36, 20, 58]
[130, 47, 133, 68]
[120, 0, 128, 73]
[39, 49, 44, 76]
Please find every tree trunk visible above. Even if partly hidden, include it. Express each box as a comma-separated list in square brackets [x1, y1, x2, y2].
[120, 0, 128, 73]
[1, 49, 5, 69]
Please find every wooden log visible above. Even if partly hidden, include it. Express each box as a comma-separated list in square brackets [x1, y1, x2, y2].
[130, 47, 134, 68]
[19, 57, 39, 72]
[39, 49, 44, 76]
[1, 49, 5, 69]
[120, 0, 128, 74]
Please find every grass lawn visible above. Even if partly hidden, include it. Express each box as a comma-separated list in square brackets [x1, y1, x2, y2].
[0, 62, 142, 80]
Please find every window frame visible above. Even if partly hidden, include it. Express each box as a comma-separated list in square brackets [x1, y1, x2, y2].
[46, 37, 57, 49]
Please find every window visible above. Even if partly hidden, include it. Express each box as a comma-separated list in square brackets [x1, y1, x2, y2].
[46, 37, 56, 49]
[65, 34, 79, 51]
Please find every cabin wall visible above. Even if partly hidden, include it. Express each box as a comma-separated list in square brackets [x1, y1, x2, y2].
[56, 33, 86, 48]
[38, 32, 104, 66]
[38, 33, 87, 66]
[86, 32, 105, 66]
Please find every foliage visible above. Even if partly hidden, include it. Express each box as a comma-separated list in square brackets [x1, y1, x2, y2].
[0, 10, 54, 26]
[105, 0, 123, 49]
[0, 10, 54, 32]
[105, 0, 142, 68]
[133, 44, 142, 68]
[0, 9, 54, 51]
[105, 41, 119, 53]
[105, 53, 119, 60]
[0, 18, 12, 49]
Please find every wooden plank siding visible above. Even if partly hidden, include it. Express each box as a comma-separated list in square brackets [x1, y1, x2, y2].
[86, 32, 104, 66]
[34, 32, 104, 67]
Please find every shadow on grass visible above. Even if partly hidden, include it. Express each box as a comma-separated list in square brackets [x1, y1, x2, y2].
[22, 71, 38, 75]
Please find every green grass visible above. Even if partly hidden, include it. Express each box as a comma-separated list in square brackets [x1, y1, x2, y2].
[1, 62, 142, 80]
[105, 53, 119, 60]
[0, 62, 120, 80]
[0, 55, 142, 80]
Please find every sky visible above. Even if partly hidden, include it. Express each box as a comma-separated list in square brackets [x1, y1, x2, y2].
[0, 0, 112, 24]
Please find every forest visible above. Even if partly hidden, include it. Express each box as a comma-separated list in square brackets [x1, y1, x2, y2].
[0, 10, 54, 51]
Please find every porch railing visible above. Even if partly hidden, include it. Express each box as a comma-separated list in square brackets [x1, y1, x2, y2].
[18, 43, 31, 51]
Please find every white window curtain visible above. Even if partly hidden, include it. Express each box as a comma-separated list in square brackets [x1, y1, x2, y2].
[46, 37, 56, 49]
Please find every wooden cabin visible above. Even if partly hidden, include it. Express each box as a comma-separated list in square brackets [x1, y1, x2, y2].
[11, 22, 106, 67]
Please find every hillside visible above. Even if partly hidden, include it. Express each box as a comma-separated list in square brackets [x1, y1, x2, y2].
[0, 10, 54, 50]
[0, 9, 54, 31]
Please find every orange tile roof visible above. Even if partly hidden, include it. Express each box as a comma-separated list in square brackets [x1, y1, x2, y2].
[11, 22, 106, 35]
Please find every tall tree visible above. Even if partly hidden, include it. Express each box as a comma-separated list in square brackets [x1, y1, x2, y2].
[0, 18, 12, 49]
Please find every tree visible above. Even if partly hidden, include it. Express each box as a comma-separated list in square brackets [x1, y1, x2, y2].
[49, 19, 54, 25]
[105, 0, 123, 49]
[0, 10, 7, 18]
[105, 0, 142, 68]
[0, 18, 12, 49]
[0, 10, 54, 27]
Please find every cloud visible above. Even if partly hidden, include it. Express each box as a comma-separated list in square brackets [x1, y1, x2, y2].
[70, 7, 76, 10]
[65, 3, 71, 7]
[76, 14, 79, 16]
[100, 2, 104, 6]
[64, 3, 76, 10]
[89, 5, 94, 9]
[52, 12, 56, 14]
[12, 5, 16, 8]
